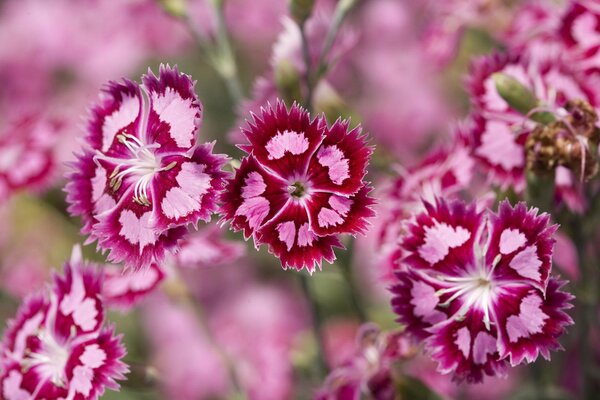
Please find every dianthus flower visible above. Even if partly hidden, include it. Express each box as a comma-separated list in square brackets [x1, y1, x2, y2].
[0, 116, 60, 202]
[66, 65, 228, 268]
[316, 324, 412, 400]
[465, 53, 593, 208]
[221, 101, 374, 272]
[0, 247, 128, 399]
[559, 0, 600, 72]
[390, 199, 573, 382]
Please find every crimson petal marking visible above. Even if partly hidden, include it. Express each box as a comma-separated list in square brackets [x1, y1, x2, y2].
[307, 119, 371, 195]
[487, 201, 555, 291]
[240, 101, 326, 181]
[87, 79, 142, 153]
[141, 64, 202, 154]
[256, 201, 342, 273]
[220, 155, 289, 240]
[306, 186, 375, 236]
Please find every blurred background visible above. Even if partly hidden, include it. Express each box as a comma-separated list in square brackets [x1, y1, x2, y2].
[0, 0, 570, 399]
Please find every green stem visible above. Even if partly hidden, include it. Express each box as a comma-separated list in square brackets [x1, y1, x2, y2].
[338, 240, 367, 322]
[212, 1, 244, 104]
[299, 22, 314, 112]
[299, 273, 328, 376]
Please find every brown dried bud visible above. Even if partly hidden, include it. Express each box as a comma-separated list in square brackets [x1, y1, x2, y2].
[526, 99, 600, 180]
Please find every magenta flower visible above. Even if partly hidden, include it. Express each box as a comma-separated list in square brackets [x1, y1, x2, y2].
[102, 263, 166, 311]
[390, 199, 574, 382]
[0, 116, 60, 202]
[0, 247, 128, 399]
[221, 101, 375, 272]
[66, 65, 228, 269]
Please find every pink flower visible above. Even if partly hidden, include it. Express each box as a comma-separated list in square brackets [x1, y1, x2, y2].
[221, 101, 375, 272]
[390, 199, 574, 382]
[316, 324, 413, 400]
[66, 65, 228, 269]
[465, 52, 595, 200]
[0, 247, 128, 400]
[0, 116, 60, 202]
[559, 0, 600, 73]
[102, 263, 166, 310]
[175, 225, 246, 269]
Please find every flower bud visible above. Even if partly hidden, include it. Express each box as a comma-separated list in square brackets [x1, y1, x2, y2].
[289, 0, 315, 25]
[492, 72, 554, 124]
[158, 0, 187, 18]
[275, 59, 303, 104]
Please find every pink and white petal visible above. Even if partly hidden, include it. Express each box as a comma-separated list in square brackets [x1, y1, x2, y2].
[87, 79, 142, 153]
[67, 325, 129, 400]
[141, 64, 202, 154]
[401, 199, 483, 278]
[103, 264, 166, 311]
[426, 309, 507, 383]
[307, 119, 372, 195]
[494, 278, 574, 366]
[239, 101, 326, 181]
[93, 187, 187, 268]
[0, 294, 48, 361]
[65, 150, 101, 236]
[220, 155, 289, 239]
[487, 201, 556, 291]
[256, 202, 342, 273]
[153, 142, 228, 230]
[307, 186, 376, 236]
[52, 254, 104, 338]
[390, 271, 449, 340]
[175, 226, 245, 268]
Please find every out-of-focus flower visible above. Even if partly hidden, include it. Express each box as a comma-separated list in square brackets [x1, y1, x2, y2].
[0, 116, 61, 202]
[66, 65, 228, 269]
[175, 225, 245, 269]
[465, 52, 597, 199]
[390, 199, 574, 382]
[103, 263, 166, 310]
[210, 284, 308, 400]
[142, 294, 230, 400]
[316, 323, 413, 400]
[559, 0, 600, 73]
[221, 101, 374, 272]
[0, 247, 128, 400]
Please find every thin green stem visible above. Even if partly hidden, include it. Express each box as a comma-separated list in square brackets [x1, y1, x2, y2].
[338, 239, 367, 322]
[299, 273, 328, 376]
[299, 22, 314, 112]
[212, 1, 244, 104]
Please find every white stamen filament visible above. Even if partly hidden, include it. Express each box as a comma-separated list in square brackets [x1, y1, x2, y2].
[95, 133, 176, 206]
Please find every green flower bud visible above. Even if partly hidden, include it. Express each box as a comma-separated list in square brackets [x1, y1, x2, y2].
[289, 0, 315, 25]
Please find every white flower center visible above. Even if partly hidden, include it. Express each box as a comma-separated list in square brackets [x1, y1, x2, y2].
[22, 330, 69, 387]
[95, 133, 176, 206]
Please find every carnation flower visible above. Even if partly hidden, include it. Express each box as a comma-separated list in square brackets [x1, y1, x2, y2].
[390, 199, 574, 382]
[316, 324, 413, 400]
[102, 263, 166, 311]
[559, 0, 600, 72]
[465, 52, 595, 205]
[0, 116, 60, 202]
[66, 65, 228, 269]
[221, 101, 375, 272]
[0, 247, 128, 399]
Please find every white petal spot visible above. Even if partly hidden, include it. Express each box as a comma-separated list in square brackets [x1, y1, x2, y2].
[70, 365, 94, 397]
[329, 195, 352, 216]
[455, 327, 471, 358]
[473, 331, 497, 365]
[92, 166, 107, 202]
[3, 371, 31, 400]
[119, 210, 157, 251]
[297, 223, 316, 247]
[80, 344, 107, 369]
[318, 207, 344, 228]
[242, 172, 266, 198]
[265, 130, 309, 160]
[418, 223, 471, 265]
[102, 94, 139, 152]
[316, 145, 350, 185]
[72, 298, 98, 332]
[277, 221, 296, 251]
[8, 152, 45, 185]
[509, 245, 542, 281]
[151, 88, 197, 148]
[410, 281, 445, 325]
[499, 228, 527, 255]
[475, 121, 524, 171]
[236, 197, 270, 229]
[161, 162, 211, 219]
[506, 294, 548, 343]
